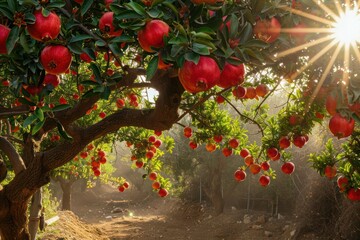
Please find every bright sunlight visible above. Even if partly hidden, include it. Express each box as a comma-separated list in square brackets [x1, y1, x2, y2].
[332, 7, 360, 45]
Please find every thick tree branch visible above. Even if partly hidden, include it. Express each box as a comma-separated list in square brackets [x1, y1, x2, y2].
[43, 71, 184, 171]
[0, 106, 29, 120]
[0, 159, 7, 183]
[0, 137, 26, 174]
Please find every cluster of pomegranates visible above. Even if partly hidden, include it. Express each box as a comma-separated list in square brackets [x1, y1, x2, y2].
[75, 144, 108, 177]
[148, 172, 169, 197]
[118, 181, 130, 193]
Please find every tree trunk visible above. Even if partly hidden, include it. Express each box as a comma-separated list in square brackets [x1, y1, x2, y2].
[59, 179, 73, 211]
[210, 167, 224, 216]
[28, 189, 42, 240]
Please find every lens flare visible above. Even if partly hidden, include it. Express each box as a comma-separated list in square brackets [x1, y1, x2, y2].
[332, 8, 360, 44]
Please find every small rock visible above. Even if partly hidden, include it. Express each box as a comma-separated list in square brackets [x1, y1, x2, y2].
[243, 214, 252, 224]
[290, 230, 296, 237]
[111, 207, 124, 213]
[236, 220, 242, 224]
[105, 216, 112, 220]
[277, 213, 285, 220]
[264, 231, 273, 237]
[252, 225, 263, 230]
[268, 217, 274, 222]
[231, 206, 237, 211]
[207, 215, 212, 219]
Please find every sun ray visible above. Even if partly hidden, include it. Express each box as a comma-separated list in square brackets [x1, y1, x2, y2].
[335, 1, 345, 15]
[275, 35, 333, 58]
[343, 43, 351, 86]
[287, 39, 338, 81]
[278, 6, 334, 25]
[351, 42, 360, 63]
[281, 28, 333, 34]
[312, 0, 340, 21]
[305, 43, 343, 113]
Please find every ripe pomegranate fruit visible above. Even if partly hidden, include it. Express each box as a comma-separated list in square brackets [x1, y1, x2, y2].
[189, 141, 198, 149]
[329, 114, 355, 139]
[259, 175, 270, 187]
[347, 188, 360, 201]
[249, 163, 261, 175]
[245, 87, 257, 99]
[213, 135, 223, 143]
[138, 19, 170, 52]
[158, 188, 168, 197]
[123, 182, 129, 188]
[289, 22, 307, 43]
[293, 135, 306, 148]
[218, 62, 245, 88]
[0, 24, 10, 54]
[261, 161, 270, 171]
[228, 138, 239, 148]
[234, 169, 246, 182]
[337, 176, 348, 192]
[281, 162, 295, 174]
[222, 147, 232, 157]
[135, 160, 144, 168]
[255, 84, 268, 97]
[43, 74, 60, 88]
[152, 181, 161, 190]
[324, 165, 336, 179]
[232, 86, 247, 98]
[253, 17, 281, 43]
[267, 147, 279, 160]
[240, 148, 250, 158]
[118, 185, 125, 192]
[154, 140, 162, 148]
[149, 172, 157, 181]
[178, 56, 221, 93]
[99, 12, 123, 37]
[27, 10, 61, 42]
[244, 155, 254, 166]
[40, 45, 72, 74]
[184, 127, 192, 138]
[205, 143, 216, 152]
[279, 136, 291, 149]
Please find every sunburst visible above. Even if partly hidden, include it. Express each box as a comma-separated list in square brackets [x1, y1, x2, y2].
[276, 0, 360, 108]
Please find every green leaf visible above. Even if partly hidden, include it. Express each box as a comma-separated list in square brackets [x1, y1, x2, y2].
[23, 114, 37, 128]
[168, 36, 188, 45]
[93, 85, 105, 93]
[6, 26, 20, 54]
[146, 56, 158, 81]
[18, 97, 36, 106]
[192, 43, 210, 55]
[32, 120, 44, 135]
[47, 2, 66, 8]
[240, 23, 253, 44]
[115, 10, 142, 20]
[95, 40, 107, 47]
[7, 0, 16, 13]
[81, 0, 94, 16]
[184, 52, 200, 64]
[52, 104, 71, 112]
[124, 1, 146, 16]
[147, 8, 163, 18]
[100, 86, 111, 100]
[89, 63, 102, 83]
[57, 122, 73, 140]
[83, 48, 97, 61]
[34, 108, 44, 121]
[0, 4, 13, 20]
[81, 80, 100, 86]
[69, 34, 93, 43]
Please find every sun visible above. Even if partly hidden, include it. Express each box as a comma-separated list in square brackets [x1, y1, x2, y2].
[332, 7, 360, 45]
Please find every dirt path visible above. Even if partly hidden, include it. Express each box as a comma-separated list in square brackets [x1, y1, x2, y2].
[39, 186, 299, 240]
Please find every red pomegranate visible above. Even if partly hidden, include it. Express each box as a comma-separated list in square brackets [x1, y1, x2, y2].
[158, 188, 169, 197]
[232, 86, 247, 98]
[178, 56, 220, 93]
[43, 74, 60, 88]
[40, 45, 72, 74]
[138, 19, 170, 52]
[99, 12, 122, 37]
[27, 10, 61, 42]
[279, 136, 290, 149]
[329, 114, 355, 139]
[218, 62, 245, 88]
[234, 169, 246, 182]
[0, 25, 10, 54]
[293, 135, 306, 148]
[253, 17, 281, 43]
[281, 162, 295, 174]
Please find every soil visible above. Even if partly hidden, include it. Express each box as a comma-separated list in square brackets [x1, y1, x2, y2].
[39, 185, 306, 240]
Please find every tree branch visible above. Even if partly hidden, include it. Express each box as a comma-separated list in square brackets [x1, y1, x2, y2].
[0, 137, 26, 174]
[43, 71, 184, 171]
[0, 159, 7, 183]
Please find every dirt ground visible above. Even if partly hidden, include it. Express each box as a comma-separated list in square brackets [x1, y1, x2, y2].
[39, 185, 309, 240]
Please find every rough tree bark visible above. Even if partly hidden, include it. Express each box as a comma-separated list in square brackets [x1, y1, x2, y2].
[0, 69, 184, 238]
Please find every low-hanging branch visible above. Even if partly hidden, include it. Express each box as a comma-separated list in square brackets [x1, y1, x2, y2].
[0, 137, 26, 174]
